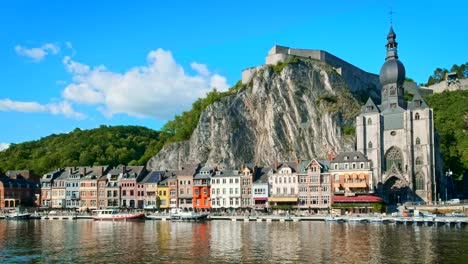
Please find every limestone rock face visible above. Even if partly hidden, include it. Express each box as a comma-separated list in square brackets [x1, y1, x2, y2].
[148, 60, 380, 170]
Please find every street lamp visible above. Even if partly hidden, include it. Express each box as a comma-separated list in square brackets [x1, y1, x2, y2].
[446, 169, 453, 202]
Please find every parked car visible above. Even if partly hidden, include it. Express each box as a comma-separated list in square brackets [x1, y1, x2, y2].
[447, 198, 460, 205]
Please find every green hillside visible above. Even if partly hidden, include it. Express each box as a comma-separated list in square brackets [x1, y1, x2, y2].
[425, 90, 468, 178]
[0, 125, 166, 175]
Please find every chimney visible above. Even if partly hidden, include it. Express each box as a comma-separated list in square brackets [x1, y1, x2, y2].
[274, 160, 278, 170]
[101, 166, 105, 176]
[327, 151, 336, 161]
[122, 165, 126, 174]
[69, 167, 73, 175]
[82, 167, 87, 176]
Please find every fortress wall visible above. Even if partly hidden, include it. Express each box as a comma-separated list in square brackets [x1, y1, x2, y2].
[288, 49, 322, 60]
[321, 51, 381, 92]
[265, 53, 292, 66]
[428, 79, 468, 93]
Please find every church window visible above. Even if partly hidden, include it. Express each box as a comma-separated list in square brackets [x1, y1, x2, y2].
[416, 137, 421, 145]
[390, 103, 397, 109]
[390, 87, 396, 96]
[385, 147, 403, 172]
[415, 113, 420, 120]
[415, 100, 421, 108]
[367, 106, 374, 111]
[368, 141, 373, 148]
[367, 118, 372, 125]
[415, 173, 424, 190]
[415, 157, 422, 165]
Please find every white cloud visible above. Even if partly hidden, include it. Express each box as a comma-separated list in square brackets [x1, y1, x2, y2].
[61, 48, 230, 119]
[15, 43, 60, 61]
[0, 143, 10, 152]
[0, 99, 85, 119]
[191, 62, 210, 76]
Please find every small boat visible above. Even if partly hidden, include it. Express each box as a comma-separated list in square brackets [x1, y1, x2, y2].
[325, 216, 345, 223]
[91, 209, 145, 221]
[5, 210, 31, 220]
[169, 209, 210, 221]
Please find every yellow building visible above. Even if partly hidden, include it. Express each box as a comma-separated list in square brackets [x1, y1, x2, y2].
[157, 179, 169, 211]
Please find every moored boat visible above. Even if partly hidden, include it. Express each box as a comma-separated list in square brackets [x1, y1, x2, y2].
[5, 210, 31, 220]
[91, 209, 145, 221]
[169, 209, 210, 221]
[325, 216, 345, 223]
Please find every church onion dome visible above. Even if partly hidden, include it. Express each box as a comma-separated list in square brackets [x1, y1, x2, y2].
[380, 59, 405, 86]
[379, 26, 406, 87]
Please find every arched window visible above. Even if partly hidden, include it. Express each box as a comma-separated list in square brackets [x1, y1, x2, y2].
[367, 118, 372, 125]
[415, 173, 424, 190]
[416, 137, 421, 145]
[385, 147, 403, 172]
[368, 141, 373, 149]
[415, 157, 422, 165]
[415, 113, 420, 120]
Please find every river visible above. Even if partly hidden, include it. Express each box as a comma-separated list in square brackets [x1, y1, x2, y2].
[0, 220, 466, 263]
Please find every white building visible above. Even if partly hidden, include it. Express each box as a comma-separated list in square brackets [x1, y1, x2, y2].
[210, 169, 242, 210]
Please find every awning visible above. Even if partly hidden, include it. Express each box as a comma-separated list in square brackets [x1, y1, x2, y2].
[269, 197, 298, 202]
[333, 195, 382, 203]
[342, 182, 367, 188]
[254, 197, 268, 201]
[359, 173, 366, 179]
[352, 173, 358, 179]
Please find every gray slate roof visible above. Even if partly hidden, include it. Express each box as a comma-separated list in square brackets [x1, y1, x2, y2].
[332, 151, 369, 163]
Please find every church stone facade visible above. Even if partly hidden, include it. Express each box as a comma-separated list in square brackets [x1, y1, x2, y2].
[356, 26, 438, 204]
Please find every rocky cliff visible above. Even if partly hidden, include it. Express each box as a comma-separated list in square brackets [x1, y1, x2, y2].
[148, 59, 381, 170]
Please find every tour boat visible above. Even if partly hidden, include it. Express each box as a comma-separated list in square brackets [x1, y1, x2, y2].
[5, 209, 31, 220]
[170, 209, 210, 221]
[91, 209, 145, 221]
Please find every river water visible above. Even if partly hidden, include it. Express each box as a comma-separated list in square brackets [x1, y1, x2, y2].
[0, 220, 466, 263]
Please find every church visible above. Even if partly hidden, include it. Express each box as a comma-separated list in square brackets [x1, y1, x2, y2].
[356, 26, 440, 204]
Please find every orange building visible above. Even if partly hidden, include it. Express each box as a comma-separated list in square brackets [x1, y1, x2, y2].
[330, 151, 379, 214]
[193, 167, 213, 211]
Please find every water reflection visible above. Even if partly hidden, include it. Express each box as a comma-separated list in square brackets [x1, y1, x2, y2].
[0, 220, 466, 263]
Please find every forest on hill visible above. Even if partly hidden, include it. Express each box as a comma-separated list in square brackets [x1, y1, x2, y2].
[0, 126, 165, 175]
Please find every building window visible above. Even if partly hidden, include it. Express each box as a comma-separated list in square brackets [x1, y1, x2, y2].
[415, 113, 420, 120]
[352, 163, 356, 169]
[334, 174, 339, 182]
[385, 147, 403, 172]
[367, 118, 372, 125]
[360, 163, 364, 169]
[416, 137, 421, 145]
[415, 173, 424, 190]
[334, 164, 338, 170]
[415, 157, 422, 165]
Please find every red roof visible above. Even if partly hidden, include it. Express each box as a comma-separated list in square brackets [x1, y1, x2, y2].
[333, 195, 382, 203]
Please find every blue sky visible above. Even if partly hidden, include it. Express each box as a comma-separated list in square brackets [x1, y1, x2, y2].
[1, 0, 467, 148]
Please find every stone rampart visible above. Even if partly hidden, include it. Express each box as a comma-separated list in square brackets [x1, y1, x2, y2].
[242, 45, 380, 93]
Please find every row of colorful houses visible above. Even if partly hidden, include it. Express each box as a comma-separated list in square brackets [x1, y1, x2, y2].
[1, 151, 383, 213]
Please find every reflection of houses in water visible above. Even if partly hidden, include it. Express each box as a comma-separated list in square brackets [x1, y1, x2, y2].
[356, 25, 443, 204]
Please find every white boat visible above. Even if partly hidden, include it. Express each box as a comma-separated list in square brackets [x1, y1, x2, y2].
[91, 209, 145, 221]
[325, 216, 345, 223]
[170, 209, 209, 221]
[5, 209, 31, 220]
